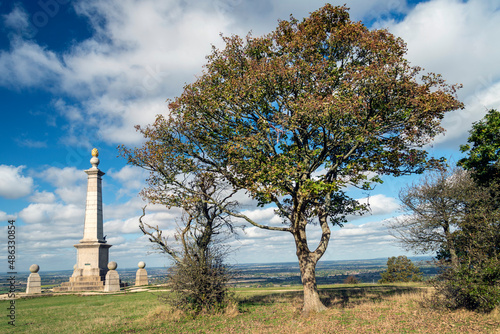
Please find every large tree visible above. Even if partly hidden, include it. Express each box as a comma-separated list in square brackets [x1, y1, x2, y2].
[123, 5, 462, 313]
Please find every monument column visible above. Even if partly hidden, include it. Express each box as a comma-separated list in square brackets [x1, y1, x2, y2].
[74, 148, 112, 280]
[55, 148, 113, 291]
[82, 151, 105, 242]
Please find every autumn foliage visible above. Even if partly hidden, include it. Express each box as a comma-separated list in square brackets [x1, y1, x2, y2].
[122, 5, 462, 313]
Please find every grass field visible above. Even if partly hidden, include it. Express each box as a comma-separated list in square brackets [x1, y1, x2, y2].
[1, 284, 499, 333]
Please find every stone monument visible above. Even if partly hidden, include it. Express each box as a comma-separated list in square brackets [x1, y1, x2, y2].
[26, 264, 41, 294]
[135, 261, 149, 286]
[55, 149, 112, 291]
[104, 261, 121, 292]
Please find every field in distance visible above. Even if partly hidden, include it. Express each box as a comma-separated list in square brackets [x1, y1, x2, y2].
[1, 283, 499, 333]
[0, 257, 438, 293]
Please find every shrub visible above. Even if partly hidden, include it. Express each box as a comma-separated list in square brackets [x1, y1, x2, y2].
[431, 254, 500, 313]
[379, 256, 423, 283]
[344, 275, 360, 284]
[163, 246, 233, 315]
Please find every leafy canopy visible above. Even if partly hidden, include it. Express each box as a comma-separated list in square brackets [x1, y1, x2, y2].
[161, 4, 463, 229]
[459, 109, 500, 185]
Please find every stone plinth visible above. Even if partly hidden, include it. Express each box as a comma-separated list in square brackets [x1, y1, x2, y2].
[135, 261, 148, 286]
[26, 264, 41, 294]
[104, 262, 120, 292]
[74, 242, 112, 280]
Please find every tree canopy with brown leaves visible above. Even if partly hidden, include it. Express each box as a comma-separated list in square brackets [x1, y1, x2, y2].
[122, 4, 462, 313]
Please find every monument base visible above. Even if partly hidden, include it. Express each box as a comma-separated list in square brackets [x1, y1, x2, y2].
[54, 270, 105, 292]
[54, 241, 113, 292]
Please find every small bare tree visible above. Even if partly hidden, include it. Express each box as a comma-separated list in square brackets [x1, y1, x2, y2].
[138, 173, 237, 313]
[388, 168, 474, 267]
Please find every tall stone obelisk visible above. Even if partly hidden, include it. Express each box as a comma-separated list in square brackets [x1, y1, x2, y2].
[55, 148, 112, 291]
[75, 148, 111, 279]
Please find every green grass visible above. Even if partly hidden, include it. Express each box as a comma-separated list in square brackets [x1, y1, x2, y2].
[2, 292, 158, 333]
[1, 284, 499, 333]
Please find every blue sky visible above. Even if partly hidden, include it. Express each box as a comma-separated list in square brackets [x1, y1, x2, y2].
[1, 0, 499, 272]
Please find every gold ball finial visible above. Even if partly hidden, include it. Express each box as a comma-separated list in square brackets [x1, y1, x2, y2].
[91, 148, 99, 157]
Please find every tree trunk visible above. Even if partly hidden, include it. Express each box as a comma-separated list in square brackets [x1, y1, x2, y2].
[298, 254, 327, 314]
[291, 209, 331, 314]
[293, 233, 327, 314]
[444, 227, 459, 268]
[448, 241, 459, 268]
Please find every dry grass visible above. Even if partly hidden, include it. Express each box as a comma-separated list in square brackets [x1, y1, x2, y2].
[215, 286, 500, 334]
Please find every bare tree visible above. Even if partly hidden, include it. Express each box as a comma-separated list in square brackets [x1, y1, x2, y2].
[138, 173, 237, 263]
[137, 173, 237, 313]
[388, 168, 475, 267]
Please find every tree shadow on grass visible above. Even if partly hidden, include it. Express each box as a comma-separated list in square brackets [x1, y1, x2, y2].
[238, 285, 423, 309]
[319, 285, 422, 308]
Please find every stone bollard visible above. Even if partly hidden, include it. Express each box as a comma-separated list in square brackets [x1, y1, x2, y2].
[26, 264, 41, 294]
[104, 262, 120, 292]
[135, 261, 149, 286]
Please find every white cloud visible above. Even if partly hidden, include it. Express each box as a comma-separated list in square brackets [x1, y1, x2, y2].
[19, 202, 83, 226]
[0, 165, 33, 199]
[37, 166, 87, 204]
[0, 40, 64, 89]
[29, 190, 56, 204]
[55, 185, 87, 205]
[104, 196, 147, 220]
[243, 226, 272, 239]
[39, 166, 86, 188]
[108, 165, 147, 194]
[2, 3, 30, 34]
[0, 210, 16, 221]
[241, 206, 276, 222]
[104, 216, 146, 234]
[358, 194, 400, 216]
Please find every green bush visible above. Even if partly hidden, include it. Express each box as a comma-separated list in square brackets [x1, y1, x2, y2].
[379, 256, 422, 283]
[162, 247, 233, 315]
[432, 256, 500, 313]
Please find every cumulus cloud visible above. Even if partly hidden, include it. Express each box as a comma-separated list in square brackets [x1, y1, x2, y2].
[0, 210, 16, 221]
[107, 165, 148, 197]
[36, 166, 87, 204]
[358, 194, 400, 216]
[0, 165, 33, 199]
[0, 40, 65, 89]
[19, 202, 83, 226]
[39, 166, 85, 188]
[29, 190, 57, 204]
